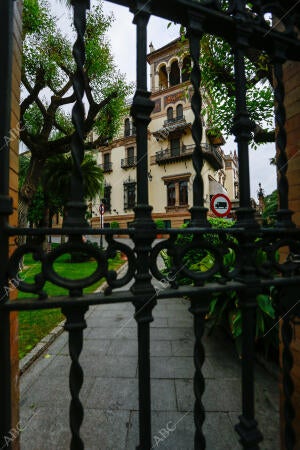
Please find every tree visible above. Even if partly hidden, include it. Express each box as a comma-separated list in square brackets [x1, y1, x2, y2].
[19, 153, 103, 228]
[20, 0, 131, 206]
[175, 13, 275, 147]
[199, 34, 274, 146]
[262, 190, 278, 226]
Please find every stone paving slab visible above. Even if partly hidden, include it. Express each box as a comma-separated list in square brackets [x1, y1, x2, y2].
[20, 297, 279, 449]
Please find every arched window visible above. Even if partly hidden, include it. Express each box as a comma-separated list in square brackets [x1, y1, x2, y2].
[169, 60, 180, 86]
[158, 65, 168, 90]
[167, 107, 173, 121]
[124, 118, 130, 137]
[182, 56, 191, 82]
[176, 104, 183, 119]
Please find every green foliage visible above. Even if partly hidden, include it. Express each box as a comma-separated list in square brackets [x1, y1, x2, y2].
[155, 219, 165, 229]
[19, 153, 103, 227]
[200, 35, 274, 147]
[262, 190, 278, 226]
[160, 217, 277, 356]
[27, 186, 45, 225]
[21, 0, 132, 203]
[110, 221, 119, 229]
[18, 251, 124, 358]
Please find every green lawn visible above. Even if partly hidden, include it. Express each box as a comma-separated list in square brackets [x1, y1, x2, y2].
[18, 252, 124, 359]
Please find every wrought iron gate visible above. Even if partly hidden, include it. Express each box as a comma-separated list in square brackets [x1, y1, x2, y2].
[1, 0, 300, 449]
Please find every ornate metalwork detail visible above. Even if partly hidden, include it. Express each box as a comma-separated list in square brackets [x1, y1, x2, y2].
[231, 36, 256, 226]
[6, 241, 116, 297]
[235, 290, 263, 450]
[188, 30, 204, 208]
[189, 298, 208, 449]
[62, 306, 88, 450]
[134, 296, 156, 450]
[105, 236, 136, 292]
[64, 0, 90, 228]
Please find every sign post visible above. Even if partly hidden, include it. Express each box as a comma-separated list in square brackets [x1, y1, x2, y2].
[99, 203, 105, 248]
[210, 193, 232, 218]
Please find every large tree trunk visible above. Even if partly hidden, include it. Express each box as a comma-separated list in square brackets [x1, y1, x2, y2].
[17, 196, 28, 248]
[20, 155, 46, 204]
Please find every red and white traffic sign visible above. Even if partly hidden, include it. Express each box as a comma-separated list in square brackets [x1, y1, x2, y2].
[99, 204, 105, 215]
[210, 193, 231, 217]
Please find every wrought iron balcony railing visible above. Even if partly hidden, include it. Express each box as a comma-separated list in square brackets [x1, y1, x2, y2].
[99, 162, 113, 173]
[155, 143, 223, 170]
[121, 156, 137, 169]
[164, 115, 185, 126]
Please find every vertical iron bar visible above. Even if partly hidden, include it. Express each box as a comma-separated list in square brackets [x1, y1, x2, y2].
[64, 0, 90, 229]
[187, 14, 209, 227]
[135, 301, 155, 450]
[281, 316, 296, 450]
[130, 0, 155, 296]
[189, 298, 207, 450]
[231, 46, 256, 227]
[62, 306, 88, 450]
[235, 287, 263, 449]
[131, 3, 153, 206]
[0, 0, 14, 448]
[130, 3, 156, 449]
[231, 11, 262, 447]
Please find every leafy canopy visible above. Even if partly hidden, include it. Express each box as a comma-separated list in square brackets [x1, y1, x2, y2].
[20, 0, 131, 201]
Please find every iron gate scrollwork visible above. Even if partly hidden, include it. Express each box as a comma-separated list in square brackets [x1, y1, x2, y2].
[1, 0, 300, 449]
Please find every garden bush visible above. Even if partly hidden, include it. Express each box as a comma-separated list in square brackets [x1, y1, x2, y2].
[160, 217, 277, 358]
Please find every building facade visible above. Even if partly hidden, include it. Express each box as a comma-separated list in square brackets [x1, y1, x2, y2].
[92, 39, 239, 229]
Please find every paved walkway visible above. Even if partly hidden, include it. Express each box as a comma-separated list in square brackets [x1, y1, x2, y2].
[20, 297, 279, 450]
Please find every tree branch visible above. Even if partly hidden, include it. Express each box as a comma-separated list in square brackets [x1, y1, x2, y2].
[20, 68, 46, 121]
[254, 125, 275, 143]
[84, 91, 118, 134]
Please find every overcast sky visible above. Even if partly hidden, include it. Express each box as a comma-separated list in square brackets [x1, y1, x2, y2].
[52, 0, 277, 199]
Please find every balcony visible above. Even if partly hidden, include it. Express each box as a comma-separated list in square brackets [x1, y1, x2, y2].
[153, 116, 191, 141]
[163, 115, 185, 126]
[156, 144, 193, 164]
[99, 162, 113, 173]
[155, 143, 223, 170]
[121, 156, 137, 169]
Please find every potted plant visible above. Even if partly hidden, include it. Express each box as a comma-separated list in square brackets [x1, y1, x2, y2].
[206, 127, 225, 146]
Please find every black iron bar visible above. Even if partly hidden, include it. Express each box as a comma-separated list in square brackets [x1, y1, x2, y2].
[130, 3, 156, 448]
[235, 292, 263, 450]
[187, 13, 210, 228]
[2, 276, 300, 311]
[189, 298, 208, 450]
[62, 306, 88, 450]
[64, 0, 90, 229]
[136, 310, 153, 450]
[231, 10, 262, 447]
[231, 45, 256, 227]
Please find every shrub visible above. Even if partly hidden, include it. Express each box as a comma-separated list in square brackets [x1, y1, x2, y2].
[155, 219, 165, 229]
[160, 217, 277, 357]
[110, 221, 119, 228]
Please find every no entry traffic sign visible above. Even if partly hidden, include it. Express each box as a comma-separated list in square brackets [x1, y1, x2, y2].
[210, 193, 231, 217]
[99, 204, 105, 215]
